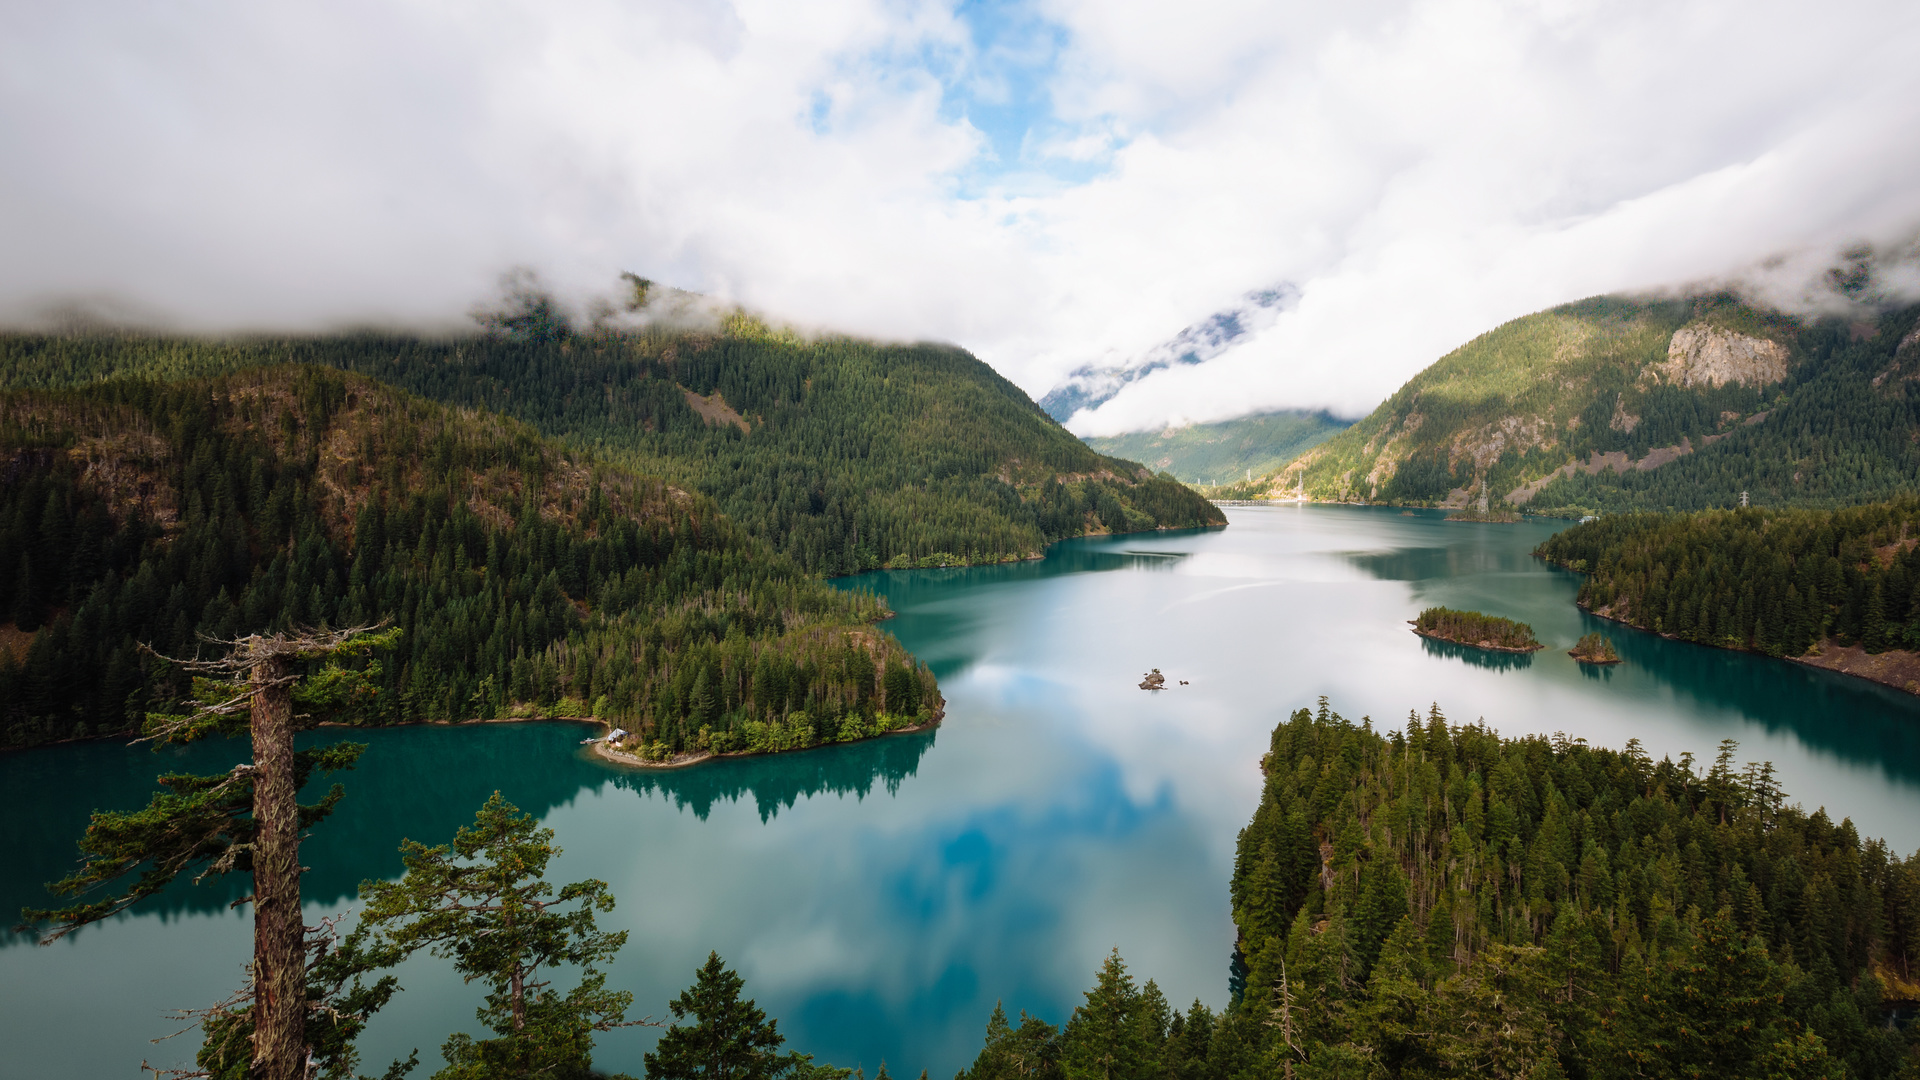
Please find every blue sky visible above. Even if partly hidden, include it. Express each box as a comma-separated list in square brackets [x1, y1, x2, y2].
[937, 0, 1112, 194]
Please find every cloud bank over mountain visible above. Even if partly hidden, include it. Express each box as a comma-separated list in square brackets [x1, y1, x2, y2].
[4, 0, 1918, 432]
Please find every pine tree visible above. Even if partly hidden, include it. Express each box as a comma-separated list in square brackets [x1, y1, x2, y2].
[351, 793, 641, 1080]
[646, 953, 786, 1080]
[958, 1002, 1062, 1080]
[1059, 950, 1158, 1080]
[20, 624, 398, 1080]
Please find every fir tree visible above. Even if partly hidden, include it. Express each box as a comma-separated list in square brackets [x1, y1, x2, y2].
[646, 953, 786, 1080]
[351, 793, 642, 1080]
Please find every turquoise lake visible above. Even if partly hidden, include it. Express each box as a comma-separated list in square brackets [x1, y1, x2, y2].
[4, 505, 1919, 1078]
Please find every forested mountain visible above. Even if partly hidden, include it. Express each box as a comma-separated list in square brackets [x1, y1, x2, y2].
[956, 703, 1920, 1079]
[1535, 498, 1920, 692]
[0, 366, 937, 750]
[0, 317, 1223, 576]
[1248, 293, 1920, 515]
[1080, 409, 1349, 486]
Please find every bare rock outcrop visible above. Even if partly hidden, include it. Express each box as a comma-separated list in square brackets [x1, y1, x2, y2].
[1654, 324, 1789, 389]
[1899, 320, 1920, 357]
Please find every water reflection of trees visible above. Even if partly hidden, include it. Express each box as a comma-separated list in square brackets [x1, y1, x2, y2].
[1597, 619, 1920, 788]
[847, 541, 1195, 599]
[1343, 535, 1560, 582]
[1, 721, 933, 944]
[608, 728, 935, 822]
[1417, 636, 1535, 672]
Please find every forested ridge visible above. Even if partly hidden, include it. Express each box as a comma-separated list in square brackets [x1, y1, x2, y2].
[1081, 409, 1349, 487]
[1535, 498, 1920, 660]
[0, 365, 938, 751]
[1245, 293, 1920, 516]
[0, 316, 1223, 575]
[953, 703, 1920, 1080]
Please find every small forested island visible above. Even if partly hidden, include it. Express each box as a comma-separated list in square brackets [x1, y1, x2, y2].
[1444, 507, 1522, 523]
[1536, 497, 1920, 694]
[1568, 632, 1622, 663]
[1410, 606, 1544, 652]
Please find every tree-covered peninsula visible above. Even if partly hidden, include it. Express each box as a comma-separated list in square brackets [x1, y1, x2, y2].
[1535, 497, 1920, 692]
[952, 702, 1920, 1080]
[0, 366, 936, 752]
[0, 296, 1223, 576]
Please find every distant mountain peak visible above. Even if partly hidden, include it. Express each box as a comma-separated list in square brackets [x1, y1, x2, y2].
[1038, 283, 1298, 422]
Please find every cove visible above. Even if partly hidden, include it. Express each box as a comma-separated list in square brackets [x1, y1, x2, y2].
[3, 505, 1918, 1079]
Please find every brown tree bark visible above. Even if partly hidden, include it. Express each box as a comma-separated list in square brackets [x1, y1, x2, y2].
[249, 649, 304, 1080]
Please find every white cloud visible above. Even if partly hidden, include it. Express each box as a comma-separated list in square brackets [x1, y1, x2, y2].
[3, 0, 1918, 433]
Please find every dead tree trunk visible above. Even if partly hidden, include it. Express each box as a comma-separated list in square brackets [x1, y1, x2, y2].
[249, 648, 303, 1080]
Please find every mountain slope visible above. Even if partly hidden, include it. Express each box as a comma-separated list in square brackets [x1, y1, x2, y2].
[0, 366, 937, 751]
[1080, 409, 1350, 486]
[1, 325, 1224, 575]
[1262, 294, 1920, 513]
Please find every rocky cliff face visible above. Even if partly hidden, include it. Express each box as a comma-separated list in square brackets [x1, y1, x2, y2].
[1654, 323, 1790, 388]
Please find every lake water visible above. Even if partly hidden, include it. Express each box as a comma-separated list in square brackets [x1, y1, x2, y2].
[4, 505, 1919, 1079]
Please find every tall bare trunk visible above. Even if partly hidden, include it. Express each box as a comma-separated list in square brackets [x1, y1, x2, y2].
[250, 651, 304, 1080]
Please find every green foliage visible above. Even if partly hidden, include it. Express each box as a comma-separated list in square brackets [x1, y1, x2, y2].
[18, 627, 394, 939]
[0, 367, 938, 754]
[1410, 608, 1542, 651]
[20, 740, 363, 933]
[193, 919, 414, 1080]
[645, 952, 846, 1080]
[1535, 497, 1920, 656]
[955, 955, 1218, 1080]
[956, 1002, 1062, 1080]
[20, 624, 409, 1080]
[1216, 701, 1920, 1078]
[1567, 633, 1619, 663]
[968, 702, 1920, 1078]
[1081, 410, 1350, 487]
[1059, 951, 1171, 1080]
[0, 322, 1224, 576]
[1265, 294, 1920, 515]
[351, 793, 639, 1080]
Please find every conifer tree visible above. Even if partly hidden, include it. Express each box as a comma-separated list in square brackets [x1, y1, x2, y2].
[20, 623, 398, 1080]
[351, 793, 643, 1080]
[958, 1003, 1063, 1080]
[645, 953, 787, 1080]
[1059, 950, 1162, 1080]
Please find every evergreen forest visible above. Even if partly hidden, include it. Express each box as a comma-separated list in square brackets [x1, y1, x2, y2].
[0, 366, 937, 750]
[1410, 608, 1542, 652]
[1081, 409, 1349, 487]
[1254, 294, 1920, 516]
[1535, 497, 1920, 658]
[949, 702, 1920, 1080]
[0, 308, 1222, 576]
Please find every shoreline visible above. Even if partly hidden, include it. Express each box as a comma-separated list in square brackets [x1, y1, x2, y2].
[0, 712, 601, 756]
[819, 520, 1228, 579]
[584, 707, 945, 771]
[1577, 600, 1920, 697]
[1410, 627, 1544, 654]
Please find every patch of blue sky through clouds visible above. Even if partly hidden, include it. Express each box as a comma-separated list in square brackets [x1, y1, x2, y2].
[844, 0, 1121, 197]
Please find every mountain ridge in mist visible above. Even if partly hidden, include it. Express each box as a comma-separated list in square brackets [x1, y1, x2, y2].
[1229, 290, 1920, 513]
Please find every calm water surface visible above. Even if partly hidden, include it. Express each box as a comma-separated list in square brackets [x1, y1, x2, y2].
[4, 506, 1919, 1079]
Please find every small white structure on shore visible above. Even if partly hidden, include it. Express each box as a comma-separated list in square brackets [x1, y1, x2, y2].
[583, 728, 630, 745]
